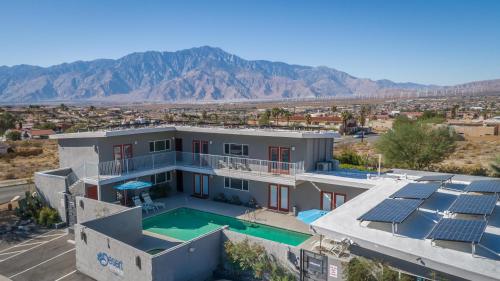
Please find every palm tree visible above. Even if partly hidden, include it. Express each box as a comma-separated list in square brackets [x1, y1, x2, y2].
[341, 111, 353, 135]
[451, 104, 459, 119]
[271, 107, 282, 127]
[282, 110, 292, 127]
[331, 105, 337, 113]
[305, 114, 312, 128]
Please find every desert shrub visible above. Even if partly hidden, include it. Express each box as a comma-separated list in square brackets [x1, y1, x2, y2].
[434, 164, 489, 176]
[214, 192, 228, 203]
[339, 163, 376, 172]
[230, 195, 242, 205]
[15, 191, 43, 220]
[224, 239, 295, 280]
[14, 147, 43, 157]
[335, 149, 365, 166]
[5, 130, 21, 141]
[37, 206, 60, 227]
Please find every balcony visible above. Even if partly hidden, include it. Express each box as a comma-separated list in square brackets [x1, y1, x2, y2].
[83, 151, 304, 185]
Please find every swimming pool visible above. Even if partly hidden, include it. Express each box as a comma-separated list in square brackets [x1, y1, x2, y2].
[142, 207, 311, 246]
[330, 168, 378, 179]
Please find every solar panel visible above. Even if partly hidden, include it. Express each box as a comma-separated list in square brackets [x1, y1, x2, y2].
[448, 195, 497, 216]
[415, 174, 454, 182]
[357, 198, 422, 223]
[390, 182, 441, 199]
[465, 180, 500, 193]
[427, 218, 487, 243]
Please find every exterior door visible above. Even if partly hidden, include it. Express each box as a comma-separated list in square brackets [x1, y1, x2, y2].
[279, 185, 289, 212]
[113, 144, 132, 173]
[268, 184, 289, 212]
[269, 146, 290, 174]
[193, 174, 209, 198]
[334, 193, 346, 209]
[320, 191, 333, 211]
[176, 171, 183, 192]
[175, 138, 183, 151]
[86, 185, 98, 200]
[268, 184, 279, 210]
[193, 140, 208, 165]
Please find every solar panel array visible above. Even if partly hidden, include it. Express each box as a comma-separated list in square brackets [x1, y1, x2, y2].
[390, 182, 441, 199]
[357, 198, 422, 223]
[448, 194, 497, 216]
[465, 180, 500, 193]
[427, 218, 487, 243]
[415, 174, 454, 182]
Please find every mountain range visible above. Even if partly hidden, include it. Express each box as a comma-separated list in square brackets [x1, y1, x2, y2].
[0, 46, 498, 103]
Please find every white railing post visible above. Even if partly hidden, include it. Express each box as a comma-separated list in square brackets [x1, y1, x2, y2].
[152, 154, 155, 170]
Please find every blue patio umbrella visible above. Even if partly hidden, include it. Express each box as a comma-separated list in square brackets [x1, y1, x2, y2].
[114, 181, 152, 205]
[297, 209, 329, 224]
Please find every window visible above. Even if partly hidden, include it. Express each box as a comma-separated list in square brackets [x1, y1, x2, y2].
[224, 177, 249, 191]
[151, 172, 172, 184]
[223, 143, 249, 156]
[149, 139, 171, 152]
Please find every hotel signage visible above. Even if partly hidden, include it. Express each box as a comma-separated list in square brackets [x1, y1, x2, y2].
[97, 252, 124, 276]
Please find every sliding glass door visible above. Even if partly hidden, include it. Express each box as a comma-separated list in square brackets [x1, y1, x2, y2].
[268, 184, 289, 212]
[193, 174, 209, 198]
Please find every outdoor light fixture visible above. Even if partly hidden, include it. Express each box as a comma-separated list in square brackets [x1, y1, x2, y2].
[188, 247, 195, 253]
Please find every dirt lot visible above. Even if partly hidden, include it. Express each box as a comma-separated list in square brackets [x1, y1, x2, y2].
[338, 136, 500, 175]
[0, 140, 58, 180]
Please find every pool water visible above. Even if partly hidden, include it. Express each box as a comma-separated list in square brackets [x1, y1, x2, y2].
[330, 168, 378, 179]
[142, 207, 311, 246]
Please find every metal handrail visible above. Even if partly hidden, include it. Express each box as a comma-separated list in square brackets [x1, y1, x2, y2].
[91, 151, 304, 179]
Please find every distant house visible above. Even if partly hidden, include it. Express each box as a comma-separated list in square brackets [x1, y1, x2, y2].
[28, 129, 56, 139]
[0, 142, 10, 155]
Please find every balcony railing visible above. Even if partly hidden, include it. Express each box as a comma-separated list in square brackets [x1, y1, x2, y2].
[85, 151, 304, 181]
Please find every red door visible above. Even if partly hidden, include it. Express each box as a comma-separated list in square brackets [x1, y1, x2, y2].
[113, 144, 133, 172]
[193, 140, 208, 165]
[269, 146, 290, 174]
[86, 185, 98, 200]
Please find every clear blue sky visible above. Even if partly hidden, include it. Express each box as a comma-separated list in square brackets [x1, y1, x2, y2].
[0, 0, 499, 85]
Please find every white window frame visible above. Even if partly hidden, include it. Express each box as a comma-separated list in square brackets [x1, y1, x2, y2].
[223, 143, 249, 157]
[151, 171, 172, 184]
[149, 139, 171, 153]
[224, 177, 249, 192]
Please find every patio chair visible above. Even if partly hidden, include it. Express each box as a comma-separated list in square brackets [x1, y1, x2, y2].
[141, 192, 165, 210]
[132, 196, 155, 214]
[312, 237, 352, 257]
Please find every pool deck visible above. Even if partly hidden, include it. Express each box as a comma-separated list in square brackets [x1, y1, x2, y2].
[143, 193, 312, 235]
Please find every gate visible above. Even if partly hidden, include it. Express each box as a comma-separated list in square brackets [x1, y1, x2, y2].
[300, 249, 328, 281]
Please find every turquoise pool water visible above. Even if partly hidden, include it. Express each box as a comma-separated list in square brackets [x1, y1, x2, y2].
[142, 207, 311, 246]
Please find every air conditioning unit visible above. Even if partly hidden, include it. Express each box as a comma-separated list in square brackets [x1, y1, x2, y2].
[316, 161, 333, 171]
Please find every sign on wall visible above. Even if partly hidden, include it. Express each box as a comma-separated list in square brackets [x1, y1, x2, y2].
[329, 265, 338, 278]
[97, 252, 124, 276]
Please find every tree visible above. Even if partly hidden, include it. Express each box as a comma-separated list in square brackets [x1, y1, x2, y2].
[0, 112, 16, 135]
[282, 110, 292, 127]
[451, 104, 459, 119]
[271, 107, 282, 126]
[331, 105, 337, 113]
[5, 130, 21, 141]
[258, 111, 270, 126]
[490, 155, 500, 177]
[375, 119, 456, 170]
[305, 114, 312, 128]
[341, 111, 353, 135]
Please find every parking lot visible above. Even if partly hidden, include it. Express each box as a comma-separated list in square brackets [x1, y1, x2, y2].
[0, 228, 94, 281]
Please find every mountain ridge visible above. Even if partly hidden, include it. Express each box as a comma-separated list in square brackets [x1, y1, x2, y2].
[0, 46, 497, 103]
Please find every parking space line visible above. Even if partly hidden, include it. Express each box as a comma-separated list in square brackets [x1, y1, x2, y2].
[0, 229, 61, 253]
[0, 249, 27, 256]
[8, 248, 75, 279]
[0, 234, 67, 262]
[54, 270, 77, 281]
[5, 241, 44, 248]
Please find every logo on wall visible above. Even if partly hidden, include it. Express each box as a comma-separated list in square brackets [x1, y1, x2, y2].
[97, 252, 124, 276]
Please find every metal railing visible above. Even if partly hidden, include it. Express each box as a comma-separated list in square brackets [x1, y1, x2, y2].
[85, 151, 304, 180]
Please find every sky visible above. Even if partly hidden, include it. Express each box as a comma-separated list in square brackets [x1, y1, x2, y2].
[0, 0, 499, 85]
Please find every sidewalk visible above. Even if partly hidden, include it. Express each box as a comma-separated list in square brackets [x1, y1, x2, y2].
[0, 179, 31, 189]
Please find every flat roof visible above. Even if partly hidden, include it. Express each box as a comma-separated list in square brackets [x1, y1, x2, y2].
[50, 125, 340, 139]
[311, 178, 500, 281]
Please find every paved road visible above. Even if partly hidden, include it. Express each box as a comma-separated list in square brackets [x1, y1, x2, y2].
[0, 184, 32, 204]
[337, 134, 380, 145]
[0, 229, 94, 281]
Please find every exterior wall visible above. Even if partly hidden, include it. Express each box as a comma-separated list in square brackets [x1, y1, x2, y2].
[181, 172, 366, 213]
[151, 229, 222, 281]
[82, 207, 143, 245]
[292, 181, 366, 212]
[75, 196, 129, 224]
[452, 125, 498, 137]
[58, 138, 99, 177]
[34, 169, 71, 222]
[75, 223, 153, 281]
[97, 132, 176, 162]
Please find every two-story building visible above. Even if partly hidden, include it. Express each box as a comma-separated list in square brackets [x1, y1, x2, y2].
[36, 126, 375, 225]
